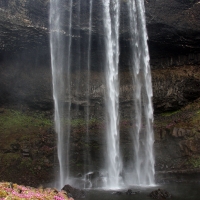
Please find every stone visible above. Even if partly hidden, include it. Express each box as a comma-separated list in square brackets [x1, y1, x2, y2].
[85, 171, 103, 188]
[179, 139, 197, 156]
[62, 184, 85, 199]
[125, 189, 133, 195]
[21, 149, 31, 157]
[125, 189, 140, 195]
[149, 188, 172, 199]
[160, 129, 167, 140]
[186, 129, 195, 137]
[177, 128, 186, 137]
[172, 127, 178, 137]
[85, 171, 100, 181]
[112, 191, 123, 195]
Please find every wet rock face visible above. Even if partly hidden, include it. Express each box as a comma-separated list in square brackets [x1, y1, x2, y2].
[0, 61, 200, 113]
[152, 66, 200, 112]
[0, 58, 53, 110]
[154, 124, 200, 176]
[0, 0, 49, 54]
[62, 184, 85, 199]
[146, 0, 200, 53]
[0, 0, 200, 63]
[0, 0, 200, 111]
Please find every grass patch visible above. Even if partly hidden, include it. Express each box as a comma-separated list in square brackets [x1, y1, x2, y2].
[70, 118, 85, 127]
[0, 108, 56, 187]
[161, 110, 180, 117]
[0, 109, 52, 135]
[0, 109, 53, 150]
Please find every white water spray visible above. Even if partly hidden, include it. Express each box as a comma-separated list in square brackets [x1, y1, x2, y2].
[84, 0, 93, 177]
[127, 0, 155, 186]
[102, 0, 122, 188]
[50, 0, 73, 189]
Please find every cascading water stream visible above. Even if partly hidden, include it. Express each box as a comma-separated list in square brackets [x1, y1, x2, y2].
[50, 0, 154, 189]
[74, 0, 81, 116]
[102, 0, 122, 188]
[127, 0, 155, 186]
[84, 0, 93, 181]
[65, 0, 73, 185]
[50, 0, 73, 189]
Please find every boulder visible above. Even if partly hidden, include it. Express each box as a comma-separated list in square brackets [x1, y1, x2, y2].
[149, 188, 172, 199]
[62, 184, 85, 199]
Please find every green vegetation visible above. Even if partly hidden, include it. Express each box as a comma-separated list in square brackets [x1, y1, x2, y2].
[188, 157, 200, 168]
[0, 108, 55, 186]
[197, 110, 200, 114]
[190, 109, 200, 128]
[161, 110, 180, 117]
[70, 118, 85, 127]
[0, 152, 21, 165]
[70, 118, 99, 127]
[0, 109, 52, 135]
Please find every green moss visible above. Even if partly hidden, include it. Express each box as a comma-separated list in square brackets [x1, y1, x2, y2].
[76, 163, 83, 167]
[0, 109, 53, 151]
[196, 110, 200, 114]
[71, 118, 85, 127]
[84, 143, 90, 148]
[188, 157, 200, 168]
[161, 110, 180, 117]
[190, 110, 200, 127]
[19, 157, 33, 168]
[89, 118, 98, 124]
[0, 109, 52, 135]
[0, 153, 21, 169]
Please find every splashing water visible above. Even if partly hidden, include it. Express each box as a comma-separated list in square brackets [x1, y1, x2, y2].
[102, 0, 123, 188]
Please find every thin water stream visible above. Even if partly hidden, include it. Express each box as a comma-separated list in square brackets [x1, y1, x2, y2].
[50, 0, 73, 189]
[126, 0, 155, 185]
[84, 0, 93, 176]
[102, 0, 122, 188]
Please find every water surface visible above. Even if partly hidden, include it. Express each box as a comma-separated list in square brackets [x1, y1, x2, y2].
[85, 183, 200, 200]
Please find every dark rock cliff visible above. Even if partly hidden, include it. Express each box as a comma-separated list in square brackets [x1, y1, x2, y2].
[0, 0, 200, 111]
[0, 0, 200, 61]
[0, 0, 200, 185]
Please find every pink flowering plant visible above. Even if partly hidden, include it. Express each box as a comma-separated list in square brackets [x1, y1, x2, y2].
[0, 182, 69, 200]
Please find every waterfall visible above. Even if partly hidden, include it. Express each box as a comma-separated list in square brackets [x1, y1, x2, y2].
[126, 0, 155, 185]
[102, 0, 122, 188]
[50, 0, 155, 189]
[50, 0, 73, 189]
[84, 0, 93, 178]
[74, 0, 81, 117]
